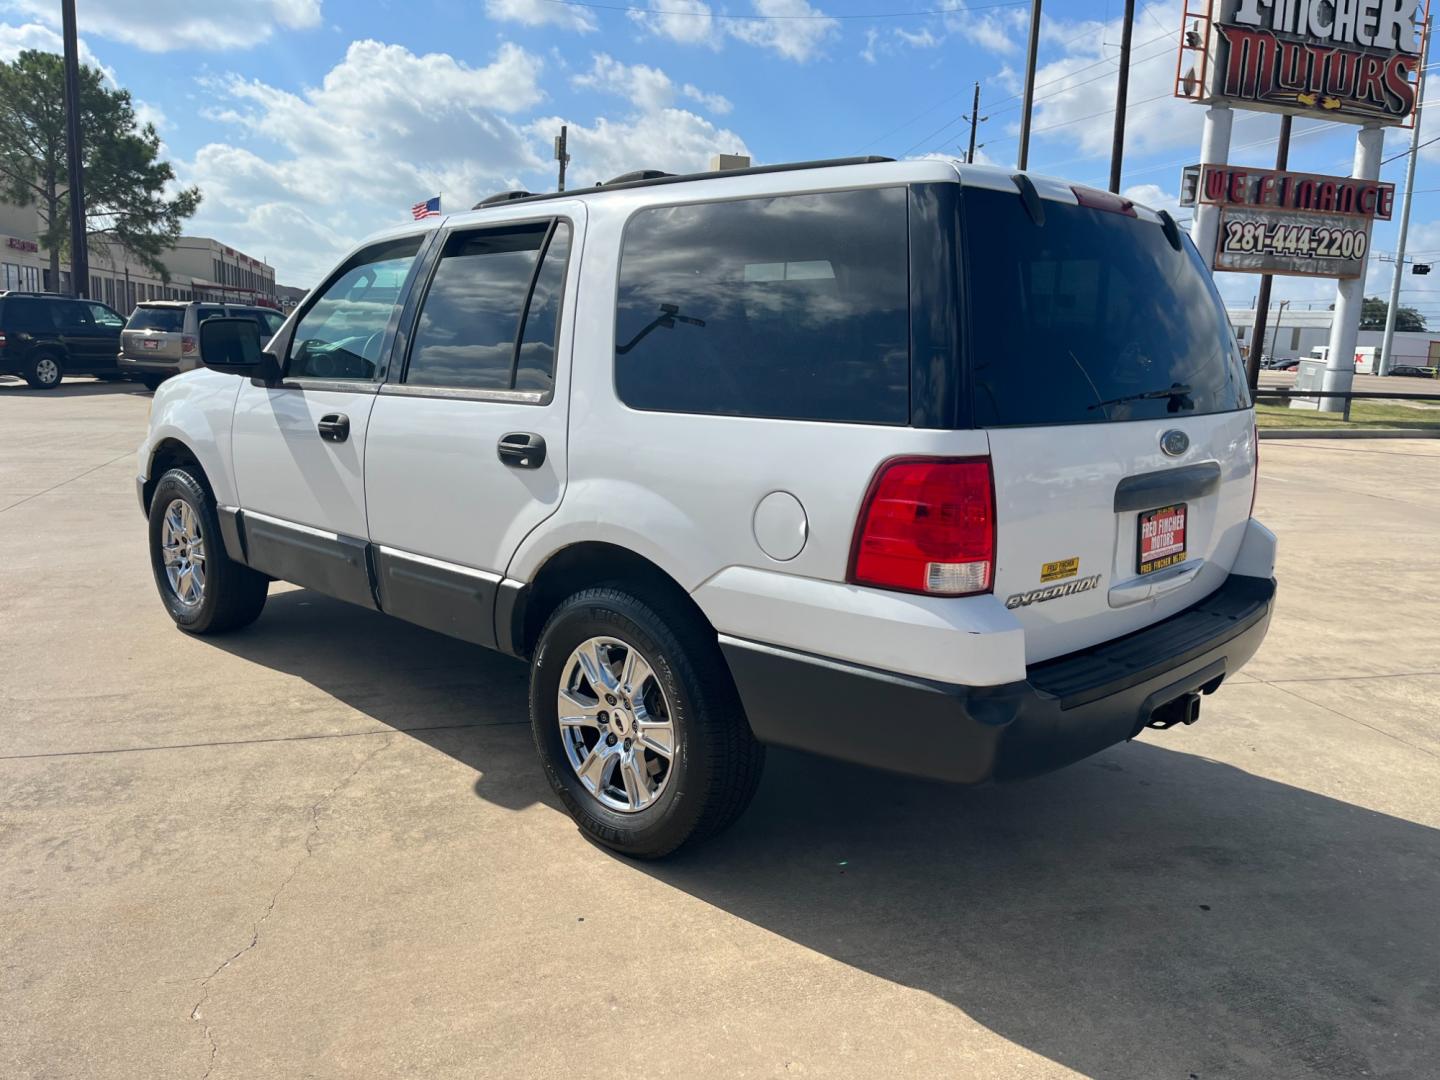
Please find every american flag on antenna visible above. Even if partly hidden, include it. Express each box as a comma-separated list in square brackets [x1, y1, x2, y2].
[411, 195, 441, 220]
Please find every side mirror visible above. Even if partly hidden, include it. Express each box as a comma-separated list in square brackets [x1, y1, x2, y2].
[199, 318, 280, 384]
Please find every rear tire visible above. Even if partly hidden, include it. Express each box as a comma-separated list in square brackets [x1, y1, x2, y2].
[23, 350, 63, 389]
[147, 467, 268, 634]
[140, 374, 165, 391]
[530, 586, 764, 858]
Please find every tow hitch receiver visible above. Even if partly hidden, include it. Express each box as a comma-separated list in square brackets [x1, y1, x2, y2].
[1147, 691, 1202, 730]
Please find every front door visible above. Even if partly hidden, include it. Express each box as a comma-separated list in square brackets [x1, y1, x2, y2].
[363, 209, 582, 647]
[230, 234, 427, 607]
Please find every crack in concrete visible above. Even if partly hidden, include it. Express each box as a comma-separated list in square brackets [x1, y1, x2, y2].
[187, 736, 393, 1078]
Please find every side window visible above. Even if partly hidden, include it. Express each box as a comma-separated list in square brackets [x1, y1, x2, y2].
[86, 303, 123, 329]
[196, 306, 226, 326]
[262, 312, 285, 336]
[289, 236, 422, 381]
[405, 222, 567, 394]
[515, 224, 571, 393]
[55, 302, 93, 329]
[614, 188, 910, 424]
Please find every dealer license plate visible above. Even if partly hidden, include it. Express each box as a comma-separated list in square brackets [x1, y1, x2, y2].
[142, 339, 159, 350]
[1137, 503, 1187, 575]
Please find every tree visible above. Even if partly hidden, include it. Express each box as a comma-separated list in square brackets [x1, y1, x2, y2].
[1360, 295, 1427, 332]
[0, 50, 200, 288]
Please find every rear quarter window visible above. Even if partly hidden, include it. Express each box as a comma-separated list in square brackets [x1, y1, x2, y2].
[963, 187, 1250, 426]
[614, 187, 910, 425]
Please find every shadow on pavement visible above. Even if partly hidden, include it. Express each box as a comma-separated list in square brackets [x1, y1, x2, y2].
[0, 376, 151, 397]
[208, 589, 1440, 1079]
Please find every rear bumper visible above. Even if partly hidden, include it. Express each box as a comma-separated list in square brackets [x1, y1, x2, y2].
[720, 573, 1276, 784]
[118, 354, 192, 375]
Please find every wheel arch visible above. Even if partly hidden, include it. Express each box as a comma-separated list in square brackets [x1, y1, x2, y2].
[513, 541, 717, 661]
[142, 438, 211, 514]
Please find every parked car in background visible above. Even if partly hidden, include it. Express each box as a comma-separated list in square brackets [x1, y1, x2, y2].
[1387, 365, 1437, 379]
[119, 301, 286, 390]
[1270, 358, 1299, 371]
[0, 291, 126, 389]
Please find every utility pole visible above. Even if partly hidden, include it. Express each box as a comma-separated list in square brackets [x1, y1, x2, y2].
[554, 125, 570, 193]
[1380, 17, 1429, 378]
[61, 0, 88, 299]
[1245, 113, 1293, 390]
[1017, 0, 1042, 170]
[1108, 0, 1135, 193]
[966, 82, 981, 164]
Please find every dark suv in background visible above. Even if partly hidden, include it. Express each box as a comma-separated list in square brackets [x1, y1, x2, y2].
[0, 292, 127, 389]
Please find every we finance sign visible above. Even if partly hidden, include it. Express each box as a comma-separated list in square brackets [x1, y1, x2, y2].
[1191, 0, 1424, 124]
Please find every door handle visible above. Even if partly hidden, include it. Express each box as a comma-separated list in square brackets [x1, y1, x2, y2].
[497, 431, 546, 469]
[317, 413, 350, 443]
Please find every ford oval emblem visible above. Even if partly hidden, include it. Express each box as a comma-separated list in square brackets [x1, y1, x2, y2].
[1160, 429, 1190, 457]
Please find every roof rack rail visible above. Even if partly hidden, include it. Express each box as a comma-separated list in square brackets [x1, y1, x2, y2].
[474, 190, 533, 208]
[604, 169, 674, 186]
[468, 156, 896, 210]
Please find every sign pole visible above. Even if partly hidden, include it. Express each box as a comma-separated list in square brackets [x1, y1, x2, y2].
[1017, 0, 1042, 170]
[1320, 123, 1386, 414]
[1380, 17, 1430, 378]
[1108, 0, 1136, 193]
[61, 0, 88, 299]
[1244, 113, 1293, 390]
[1190, 104, 1233, 269]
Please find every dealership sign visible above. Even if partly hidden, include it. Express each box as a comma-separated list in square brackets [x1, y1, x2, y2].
[1178, 0, 1425, 124]
[1180, 163, 1394, 276]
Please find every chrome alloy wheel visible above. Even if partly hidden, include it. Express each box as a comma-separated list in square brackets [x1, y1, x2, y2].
[34, 356, 60, 386]
[557, 636, 676, 813]
[160, 498, 206, 607]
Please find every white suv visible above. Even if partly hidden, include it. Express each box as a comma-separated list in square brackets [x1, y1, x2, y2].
[137, 157, 1276, 857]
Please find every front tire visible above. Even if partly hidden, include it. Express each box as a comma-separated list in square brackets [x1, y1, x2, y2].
[140, 374, 165, 391]
[23, 350, 63, 389]
[147, 468, 268, 634]
[530, 587, 764, 858]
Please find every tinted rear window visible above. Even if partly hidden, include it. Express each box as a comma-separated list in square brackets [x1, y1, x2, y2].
[964, 188, 1249, 426]
[127, 306, 185, 333]
[614, 187, 910, 425]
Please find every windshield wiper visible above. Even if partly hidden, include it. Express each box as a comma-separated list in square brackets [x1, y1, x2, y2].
[1087, 382, 1194, 411]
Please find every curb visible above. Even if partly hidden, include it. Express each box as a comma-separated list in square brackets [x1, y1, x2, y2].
[1259, 427, 1440, 440]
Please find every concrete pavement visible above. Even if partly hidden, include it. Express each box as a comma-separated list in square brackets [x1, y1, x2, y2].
[2, 376, 1438, 1079]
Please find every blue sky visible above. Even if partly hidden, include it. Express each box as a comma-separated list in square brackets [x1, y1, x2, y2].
[3, 0, 1439, 323]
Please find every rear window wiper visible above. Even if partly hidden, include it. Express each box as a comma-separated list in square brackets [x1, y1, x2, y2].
[1087, 382, 1194, 411]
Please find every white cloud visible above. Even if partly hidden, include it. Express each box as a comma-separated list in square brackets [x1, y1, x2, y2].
[628, 0, 721, 48]
[572, 54, 730, 115]
[893, 27, 940, 49]
[182, 40, 549, 283]
[728, 0, 838, 62]
[485, 0, 597, 32]
[0, 20, 111, 77]
[7, 0, 321, 52]
[529, 109, 751, 188]
[860, 27, 879, 64]
[630, 0, 838, 61]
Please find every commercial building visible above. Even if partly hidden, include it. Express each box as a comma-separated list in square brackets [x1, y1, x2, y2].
[0, 201, 276, 313]
[1228, 306, 1440, 368]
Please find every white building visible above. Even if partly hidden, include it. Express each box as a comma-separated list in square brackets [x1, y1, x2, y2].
[1227, 307, 1440, 368]
[0, 201, 276, 314]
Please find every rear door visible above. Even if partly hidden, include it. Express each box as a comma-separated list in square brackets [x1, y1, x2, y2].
[962, 184, 1255, 663]
[363, 208, 582, 647]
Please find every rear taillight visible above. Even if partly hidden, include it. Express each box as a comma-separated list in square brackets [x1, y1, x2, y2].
[849, 457, 995, 597]
[1249, 421, 1259, 518]
[181, 335, 197, 355]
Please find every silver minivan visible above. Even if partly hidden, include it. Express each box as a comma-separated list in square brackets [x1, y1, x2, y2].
[119, 301, 286, 388]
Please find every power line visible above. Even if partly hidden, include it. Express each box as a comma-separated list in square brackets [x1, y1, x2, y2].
[540, 0, 1030, 18]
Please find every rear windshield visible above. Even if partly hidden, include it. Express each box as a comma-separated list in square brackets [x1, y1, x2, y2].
[963, 188, 1249, 426]
[126, 306, 185, 333]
